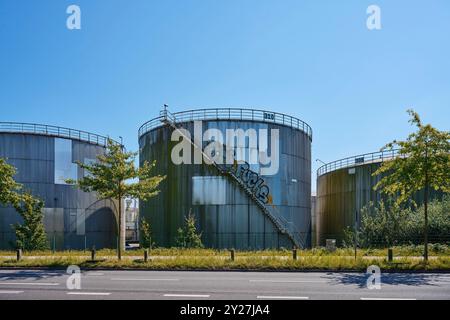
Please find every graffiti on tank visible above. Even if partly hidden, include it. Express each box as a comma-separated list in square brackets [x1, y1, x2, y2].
[204, 139, 272, 205]
[228, 162, 271, 205]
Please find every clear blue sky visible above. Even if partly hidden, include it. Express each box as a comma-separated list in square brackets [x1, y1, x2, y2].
[1, 0, 449, 191]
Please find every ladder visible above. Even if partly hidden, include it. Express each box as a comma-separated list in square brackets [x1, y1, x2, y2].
[160, 109, 305, 248]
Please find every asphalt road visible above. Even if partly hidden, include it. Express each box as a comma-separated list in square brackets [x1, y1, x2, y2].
[0, 269, 449, 300]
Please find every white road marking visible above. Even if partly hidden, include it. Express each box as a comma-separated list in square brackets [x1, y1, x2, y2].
[86, 272, 105, 276]
[0, 290, 24, 294]
[164, 294, 210, 298]
[257, 296, 309, 300]
[0, 282, 59, 286]
[67, 292, 111, 296]
[360, 298, 417, 300]
[250, 279, 327, 283]
[111, 278, 179, 281]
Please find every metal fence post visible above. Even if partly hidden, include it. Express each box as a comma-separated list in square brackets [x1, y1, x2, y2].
[91, 246, 96, 261]
[16, 249, 22, 261]
[292, 248, 298, 260]
[388, 248, 393, 262]
[230, 249, 235, 261]
[144, 249, 149, 262]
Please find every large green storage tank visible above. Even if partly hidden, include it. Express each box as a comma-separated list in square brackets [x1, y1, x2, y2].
[138, 108, 313, 249]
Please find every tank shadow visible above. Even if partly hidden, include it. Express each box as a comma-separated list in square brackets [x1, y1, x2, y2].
[324, 272, 441, 288]
[0, 269, 67, 281]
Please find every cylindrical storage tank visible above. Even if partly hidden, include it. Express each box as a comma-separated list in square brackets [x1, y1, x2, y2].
[0, 122, 118, 250]
[139, 108, 313, 249]
[315, 150, 440, 246]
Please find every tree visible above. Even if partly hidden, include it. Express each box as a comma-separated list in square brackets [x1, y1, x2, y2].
[140, 217, 154, 249]
[373, 110, 450, 260]
[175, 210, 204, 249]
[1, 158, 47, 250]
[12, 193, 48, 251]
[0, 158, 22, 206]
[67, 139, 165, 260]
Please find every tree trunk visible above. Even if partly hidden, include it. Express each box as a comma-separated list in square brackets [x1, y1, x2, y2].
[118, 195, 122, 261]
[423, 144, 429, 263]
[424, 180, 429, 262]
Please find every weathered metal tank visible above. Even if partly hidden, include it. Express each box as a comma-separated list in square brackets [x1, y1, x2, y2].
[315, 150, 440, 246]
[138, 108, 313, 249]
[0, 122, 117, 250]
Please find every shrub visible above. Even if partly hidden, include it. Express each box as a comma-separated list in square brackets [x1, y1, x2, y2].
[343, 196, 450, 248]
[175, 210, 204, 249]
[140, 217, 155, 249]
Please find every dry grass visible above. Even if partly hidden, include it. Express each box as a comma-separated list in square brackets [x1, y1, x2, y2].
[0, 244, 448, 258]
[0, 252, 448, 271]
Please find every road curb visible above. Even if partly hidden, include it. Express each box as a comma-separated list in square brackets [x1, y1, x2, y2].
[1, 266, 449, 273]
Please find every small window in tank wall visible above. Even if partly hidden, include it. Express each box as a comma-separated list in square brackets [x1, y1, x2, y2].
[192, 176, 226, 205]
[54, 138, 77, 184]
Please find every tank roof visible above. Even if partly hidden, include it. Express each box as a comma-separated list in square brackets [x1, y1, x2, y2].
[0, 122, 114, 147]
[138, 107, 313, 141]
[317, 149, 400, 177]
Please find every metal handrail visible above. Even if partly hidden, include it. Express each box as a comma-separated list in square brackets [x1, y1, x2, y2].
[138, 108, 313, 141]
[0, 122, 113, 146]
[317, 149, 401, 177]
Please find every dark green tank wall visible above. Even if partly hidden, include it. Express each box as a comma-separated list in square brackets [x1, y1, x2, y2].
[139, 120, 312, 249]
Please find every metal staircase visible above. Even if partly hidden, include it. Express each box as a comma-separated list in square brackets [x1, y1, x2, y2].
[160, 109, 304, 248]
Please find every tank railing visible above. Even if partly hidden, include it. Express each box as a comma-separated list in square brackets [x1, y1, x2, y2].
[0, 122, 112, 146]
[317, 149, 401, 177]
[160, 109, 178, 124]
[139, 107, 313, 141]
